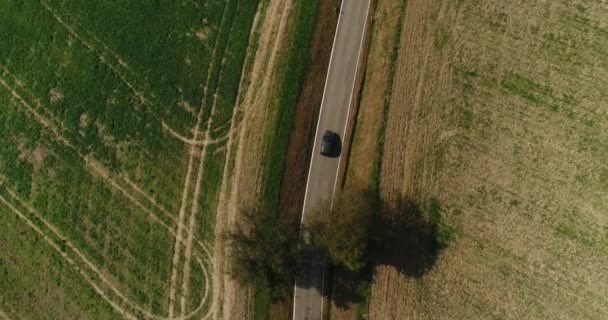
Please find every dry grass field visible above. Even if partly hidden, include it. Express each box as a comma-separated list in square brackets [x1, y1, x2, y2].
[346, 0, 607, 319]
[0, 0, 314, 319]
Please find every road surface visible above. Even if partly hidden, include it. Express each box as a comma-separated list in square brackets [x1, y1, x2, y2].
[293, 0, 371, 319]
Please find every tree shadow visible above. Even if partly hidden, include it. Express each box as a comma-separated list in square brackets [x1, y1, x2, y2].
[330, 196, 451, 308]
[293, 194, 451, 309]
[327, 264, 374, 309]
[370, 197, 449, 278]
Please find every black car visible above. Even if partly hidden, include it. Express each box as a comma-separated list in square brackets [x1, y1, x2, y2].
[320, 130, 340, 157]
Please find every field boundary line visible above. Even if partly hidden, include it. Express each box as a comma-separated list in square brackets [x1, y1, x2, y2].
[212, 0, 294, 317]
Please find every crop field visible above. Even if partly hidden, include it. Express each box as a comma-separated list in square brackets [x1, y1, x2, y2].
[347, 0, 608, 319]
[0, 0, 259, 319]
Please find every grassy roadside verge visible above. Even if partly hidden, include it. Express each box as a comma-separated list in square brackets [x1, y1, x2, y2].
[253, 1, 321, 319]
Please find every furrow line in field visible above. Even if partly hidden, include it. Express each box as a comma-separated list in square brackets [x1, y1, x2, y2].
[0, 65, 69, 132]
[38, 0, 147, 106]
[179, 37, 231, 319]
[0, 77, 76, 151]
[42, 2, 140, 77]
[162, 121, 208, 147]
[168, 143, 199, 319]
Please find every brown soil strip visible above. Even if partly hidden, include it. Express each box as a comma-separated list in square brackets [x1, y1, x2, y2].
[368, 0, 449, 317]
[330, 1, 407, 318]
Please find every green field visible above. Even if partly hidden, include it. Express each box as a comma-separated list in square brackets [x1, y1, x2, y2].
[0, 0, 258, 318]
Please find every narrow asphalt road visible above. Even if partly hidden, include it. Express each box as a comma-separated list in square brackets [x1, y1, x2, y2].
[293, 0, 371, 319]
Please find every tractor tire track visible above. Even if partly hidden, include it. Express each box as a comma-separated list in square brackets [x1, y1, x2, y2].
[167, 0, 235, 316]
[178, 0, 249, 313]
[0, 184, 212, 320]
[178, 31, 235, 316]
[1, 66, 217, 318]
[0, 69, 181, 237]
[0, 191, 136, 320]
